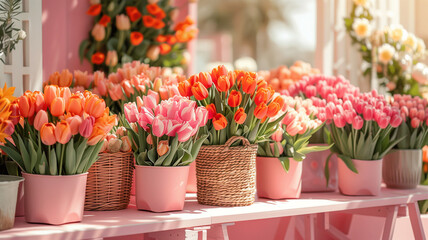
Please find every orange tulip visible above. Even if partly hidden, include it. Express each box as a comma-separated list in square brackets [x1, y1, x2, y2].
[91, 52, 105, 65]
[59, 69, 73, 87]
[211, 65, 228, 85]
[254, 88, 269, 105]
[191, 82, 208, 100]
[146, 3, 162, 15]
[66, 115, 82, 135]
[234, 108, 247, 124]
[87, 126, 106, 145]
[157, 140, 169, 156]
[272, 95, 285, 110]
[130, 32, 144, 46]
[125, 6, 142, 22]
[66, 95, 84, 115]
[51, 97, 66, 117]
[107, 83, 123, 101]
[143, 15, 156, 28]
[257, 79, 268, 90]
[254, 103, 268, 119]
[228, 90, 242, 107]
[156, 35, 167, 42]
[18, 91, 35, 118]
[98, 15, 111, 27]
[86, 4, 101, 16]
[34, 110, 48, 131]
[48, 72, 60, 86]
[9, 102, 20, 125]
[159, 43, 171, 54]
[216, 75, 231, 92]
[206, 103, 216, 119]
[198, 72, 213, 88]
[40, 123, 56, 145]
[74, 70, 90, 88]
[55, 120, 72, 144]
[213, 113, 227, 130]
[91, 23, 105, 42]
[241, 73, 257, 94]
[44, 85, 59, 106]
[84, 95, 106, 119]
[178, 81, 192, 97]
[32, 91, 47, 112]
[266, 102, 281, 118]
[166, 35, 176, 45]
[121, 80, 134, 98]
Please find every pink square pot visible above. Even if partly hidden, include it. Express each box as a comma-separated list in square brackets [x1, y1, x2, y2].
[22, 172, 88, 225]
[338, 158, 382, 196]
[256, 157, 302, 199]
[135, 165, 189, 212]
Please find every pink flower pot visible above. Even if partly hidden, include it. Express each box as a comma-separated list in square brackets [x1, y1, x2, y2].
[256, 157, 302, 199]
[302, 146, 338, 192]
[338, 158, 382, 196]
[22, 172, 88, 225]
[135, 165, 189, 212]
[186, 161, 197, 193]
[15, 181, 24, 217]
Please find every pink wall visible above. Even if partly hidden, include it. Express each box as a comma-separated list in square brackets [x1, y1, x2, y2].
[41, 0, 197, 83]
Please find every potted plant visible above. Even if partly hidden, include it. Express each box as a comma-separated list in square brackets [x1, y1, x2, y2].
[257, 96, 330, 199]
[0, 86, 115, 225]
[123, 95, 208, 212]
[287, 75, 360, 192]
[179, 66, 285, 206]
[325, 90, 403, 196]
[382, 94, 428, 189]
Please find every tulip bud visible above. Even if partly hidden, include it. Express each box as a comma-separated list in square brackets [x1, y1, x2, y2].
[146, 45, 160, 61]
[107, 138, 122, 153]
[105, 50, 118, 67]
[91, 23, 105, 41]
[146, 134, 153, 145]
[116, 14, 131, 30]
[121, 136, 132, 152]
[157, 140, 169, 156]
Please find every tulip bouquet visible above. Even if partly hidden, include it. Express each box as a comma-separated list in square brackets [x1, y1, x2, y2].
[179, 65, 285, 145]
[123, 95, 208, 166]
[325, 90, 404, 173]
[0, 86, 116, 175]
[258, 61, 320, 92]
[99, 126, 132, 153]
[345, 0, 427, 96]
[257, 96, 329, 171]
[80, 0, 197, 74]
[388, 94, 428, 149]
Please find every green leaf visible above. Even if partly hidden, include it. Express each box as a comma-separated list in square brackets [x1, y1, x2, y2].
[190, 135, 208, 161]
[136, 150, 148, 165]
[324, 152, 334, 187]
[27, 140, 38, 173]
[338, 155, 358, 173]
[296, 144, 331, 155]
[74, 139, 88, 173]
[147, 148, 157, 164]
[17, 135, 31, 173]
[49, 148, 58, 175]
[279, 157, 290, 172]
[79, 39, 90, 63]
[65, 141, 76, 175]
[38, 153, 48, 175]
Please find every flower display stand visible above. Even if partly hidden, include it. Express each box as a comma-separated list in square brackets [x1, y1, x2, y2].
[1, 186, 428, 240]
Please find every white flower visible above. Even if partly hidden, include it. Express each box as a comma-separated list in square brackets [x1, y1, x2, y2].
[18, 30, 26, 40]
[353, 0, 370, 7]
[352, 18, 372, 39]
[388, 24, 407, 43]
[378, 44, 395, 64]
[404, 33, 417, 52]
[354, 6, 364, 16]
[416, 38, 426, 55]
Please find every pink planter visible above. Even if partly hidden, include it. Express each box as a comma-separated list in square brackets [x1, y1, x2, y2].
[135, 165, 189, 212]
[256, 157, 302, 199]
[338, 158, 382, 196]
[302, 146, 337, 192]
[15, 181, 24, 217]
[186, 161, 197, 193]
[22, 172, 88, 225]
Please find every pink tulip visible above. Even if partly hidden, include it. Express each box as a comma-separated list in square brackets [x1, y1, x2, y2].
[343, 110, 354, 124]
[363, 106, 374, 121]
[143, 95, 157, 110]
[377, 114, 390, 129]
[66, 115, 82, 135]
[196, 107, 209, 127]
[282, 110, 297, 125]
[298, 121, 308, 135]
[79, 116, 95, 138]
[147, 90, 160, 103]
[390, 114, 402, 128]
[270, 142, 284, 155]
[138, 107, 154, 130]
[177, 123, 193, 142]
[352, 115, 364, 130]
[180, 106, 196, 122]
[325, 102, 335, 120]
[409, 108, 418, 119]
[286, 120, 303, 136]
[304, 85, 316, 98]
[271, 128, 283, 142]
[166, 120, 182, 137]
[34, 110, 48, 131]
[418, 110, 425, 121]
[400, 106, 409, 116]
[333, 114, 346, 128]
[4, 120, 14, 136]
[124, 102, 139, 123]
[411, 118, 421, 128]
[152, 117, 166, 137]
[355, 100, 364, 114]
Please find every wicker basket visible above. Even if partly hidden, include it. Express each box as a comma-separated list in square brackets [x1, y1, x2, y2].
[196, 136, 257, 207]
[85, 152, 134, 211]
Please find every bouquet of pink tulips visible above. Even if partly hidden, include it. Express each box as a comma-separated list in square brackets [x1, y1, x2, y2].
[389, 94, 428, 149]
[258, 96, 329, 171]
[123, 95, 208, 166]
[326, 90, 404, 173]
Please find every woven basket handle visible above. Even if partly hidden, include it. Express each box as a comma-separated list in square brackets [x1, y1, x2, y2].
[224, 136, 251, 149]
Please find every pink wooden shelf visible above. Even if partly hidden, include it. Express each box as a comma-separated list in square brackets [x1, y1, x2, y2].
[2, 186, 428, 240]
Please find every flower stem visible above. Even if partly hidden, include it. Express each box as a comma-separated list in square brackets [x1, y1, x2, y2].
[59, 143, 65, 176]
[117, 30, 125, 52]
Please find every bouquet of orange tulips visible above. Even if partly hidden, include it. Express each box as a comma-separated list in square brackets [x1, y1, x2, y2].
[179, 65, 285, 145]
[0, 86, 116, 175]
[0, 84, 17, 175]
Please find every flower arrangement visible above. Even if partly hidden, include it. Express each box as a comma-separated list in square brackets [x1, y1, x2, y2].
[80, 0, 197, 73]
[123, 95, 208, 166]
[257, 95, 329, 171]
[100, 126, 132, 153]
[345, 0, 427, 96]
[258, 61, 320, 92]
[326, 90, 403, 172]
[43, 62, 185, 113]
[389, 94, 428, 149]
[179, 65, 285, 145]
[0, 86, 116, 175]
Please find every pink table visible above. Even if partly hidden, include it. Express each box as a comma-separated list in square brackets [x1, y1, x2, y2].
[1, 186, 428, 240]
